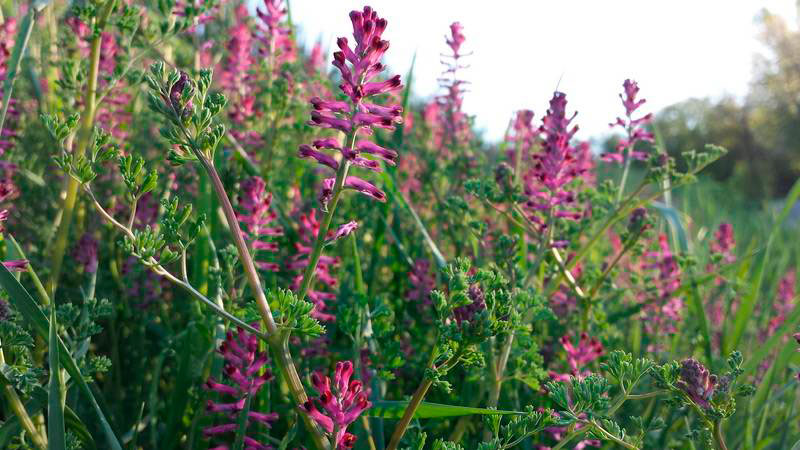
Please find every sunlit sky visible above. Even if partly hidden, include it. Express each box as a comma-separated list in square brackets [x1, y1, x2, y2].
[288, 0, 797, 142]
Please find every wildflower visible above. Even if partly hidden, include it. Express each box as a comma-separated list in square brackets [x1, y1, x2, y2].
[2, 259, 27, 272]
[298, 5, 402, 207]
[676, 358, 717, 408]
[522, 92, 588, 232]
[220, 5, 257, 125]
[549, 333, 604, 382]
[300, 360, 371, 449]
[603, 79, 654, 163]
[257, 0, 296, 65]
[203, 326, 278, 448]
[434, 22, 472, 153]
[641, 234, 683, 336]
[72, 233, 99, 274]
[506, 109, 536, 173]
[237, 176, 284, 272]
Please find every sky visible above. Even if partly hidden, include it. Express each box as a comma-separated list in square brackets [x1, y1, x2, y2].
[288, 0, 797, 142]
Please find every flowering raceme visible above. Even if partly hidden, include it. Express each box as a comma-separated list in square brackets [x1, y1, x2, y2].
[603, 79, 654, 163]
[641, 234, 683, 338]
[523, 92, 588, 230]
[301, 360, 371, 449]
[237, 176, 284, 272]
[298, 5, 402, 207]
[204, 326, 278, 449]
[431, 22, 471, 154]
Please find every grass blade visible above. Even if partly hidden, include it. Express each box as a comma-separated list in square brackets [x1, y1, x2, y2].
[725, 178, 800, 354]
[0, 264, 122, 450]
[47, 306, 66, 450]
[367, 401, 521, 419]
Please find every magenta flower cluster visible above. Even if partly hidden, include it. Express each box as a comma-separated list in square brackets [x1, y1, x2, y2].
[237, 176, 284, 272]
[550, 332, 604, 382]
[298, 6, 402, 206]
[523, 92, 588, 229]
[300, 360, 372, 449]
[641, 233, 683, 336]
[603, 79, 654, 163]
[203, 326, 278, 449]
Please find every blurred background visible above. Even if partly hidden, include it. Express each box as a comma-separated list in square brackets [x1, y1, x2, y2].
[288, 0, 800, 199]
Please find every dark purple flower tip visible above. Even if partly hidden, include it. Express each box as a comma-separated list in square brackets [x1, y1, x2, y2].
[168, 71, 194, 117]
[299, 144, 339, 170]
[678, 358, 717, 408]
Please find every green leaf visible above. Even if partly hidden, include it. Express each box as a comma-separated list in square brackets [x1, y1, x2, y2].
[366, 401, 522, 419]
[48, 307, 66, 450]
[0, 265, 122, 450]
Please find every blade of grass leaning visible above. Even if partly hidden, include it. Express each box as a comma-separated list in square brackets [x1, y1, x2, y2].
[726, 177, 800, 354]
[0, 1, 49, 135]
[380, 171, 446, 268]
[47, 306, 66, 450]
[0, 264, 122, 450]
[367, 401, 522, 419]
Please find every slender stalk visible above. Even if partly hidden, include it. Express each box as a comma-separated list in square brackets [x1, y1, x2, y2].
[487, 332, 514, 408]
[386, 378, 433, 450]
[297, 134, 354, 301]
[197, 157, 329, 449]
[712, 420, 728, 450]
[48, 1, 114, 297]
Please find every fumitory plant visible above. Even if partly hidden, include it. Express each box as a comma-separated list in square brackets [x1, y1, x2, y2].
[0, 1, 795, 450]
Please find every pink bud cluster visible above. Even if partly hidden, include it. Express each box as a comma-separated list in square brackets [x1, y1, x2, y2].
[453, 284, 486, 325]
[203, 326, 278, 449]
[549, 332, 604, 382]
[300, 361, 371, 449]
[641, 234, 683, 337]
[237, 176, 284, 272]
[298, 6, 402, 207]
[676, 358, 716, 408]
[603, 79, 654, 163]
[523, 92, 589, 230]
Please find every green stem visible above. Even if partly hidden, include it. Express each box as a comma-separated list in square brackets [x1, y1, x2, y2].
[297, 133, 355, 301]
[198, 158, 328, 449]
[713, 420, 728, 450]
[386, 378, 433, 450]
[48, 1, 114, 297]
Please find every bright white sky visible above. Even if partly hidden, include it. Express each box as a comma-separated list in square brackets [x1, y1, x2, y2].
[289, 0, 797, 142]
